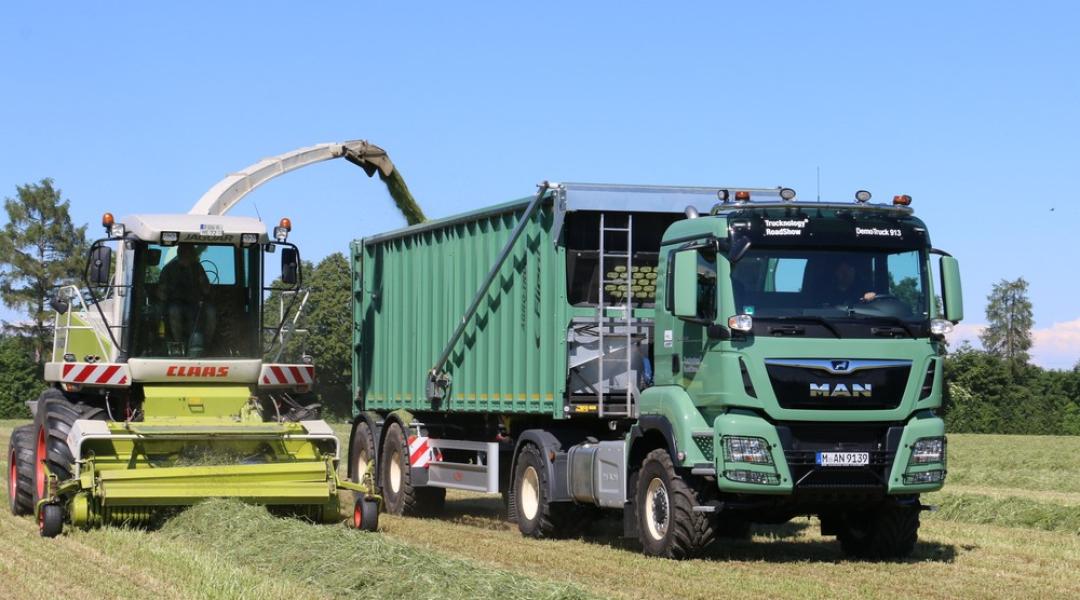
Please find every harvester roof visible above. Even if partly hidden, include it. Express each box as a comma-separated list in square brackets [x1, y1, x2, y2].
[122, 214, 270, 245]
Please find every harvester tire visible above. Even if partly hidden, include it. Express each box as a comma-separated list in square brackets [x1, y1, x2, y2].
[33, 390, 105, 504]
[8, 425, 35, 515]
[350, 420, 376, 488]
[379, 422, 444, 516]
[38, 503, 63, 538]
[351, 496, 379, 532]
[634, 448, 715, 559]
[838, 505, 920, 560]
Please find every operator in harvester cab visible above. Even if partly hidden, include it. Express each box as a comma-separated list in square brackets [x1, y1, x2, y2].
[157, 244, 217, 356]
[820, 257, 877, 307]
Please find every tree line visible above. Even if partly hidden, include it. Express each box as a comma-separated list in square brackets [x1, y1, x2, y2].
[1, 178, 1078, 433]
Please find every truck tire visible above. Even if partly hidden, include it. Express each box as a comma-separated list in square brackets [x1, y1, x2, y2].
[379, 422, 444, 516]
[8, 425, 35, 515]
[512, 443, 594, 539]
[33, 390, 105, 504]
[838, 505, 920, 560]
[634, 448, 714, 559]
[350, 420, 376, 488]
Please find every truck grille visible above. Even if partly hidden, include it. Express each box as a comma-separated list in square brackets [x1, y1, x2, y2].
[776, 422, 902, 493]
[764, 359, 911, 410]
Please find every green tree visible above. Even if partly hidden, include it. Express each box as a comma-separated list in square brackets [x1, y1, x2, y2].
[0, 335, 45, 418]
[979, 277, 1033, 367]
[0, 179, 89, 364]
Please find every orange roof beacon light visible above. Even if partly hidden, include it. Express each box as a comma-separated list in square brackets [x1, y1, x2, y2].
[274, 217, 292, 242]
[734, 191, 751, 203]
[893, 194, 912, 206]
[102, 212, 124, 237]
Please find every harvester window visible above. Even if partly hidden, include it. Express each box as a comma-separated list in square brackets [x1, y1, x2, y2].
[129, 242, 260, 358]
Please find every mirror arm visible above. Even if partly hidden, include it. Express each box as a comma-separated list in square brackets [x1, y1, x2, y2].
[929, 248, 953, 257]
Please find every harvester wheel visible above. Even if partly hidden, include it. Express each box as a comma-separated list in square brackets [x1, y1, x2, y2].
[634, 448, 715, 559]
[838, 505, 920, 560]
[38, 503, 63, 538]
[379, 422, 444, 516]
[33, 390, 105, 504]
[350, 420, 376, 488]
[8, 425, 35, 515]
[351, 496, 379, 532]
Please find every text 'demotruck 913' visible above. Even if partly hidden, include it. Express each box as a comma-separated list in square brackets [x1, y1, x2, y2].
[347, 182, 962, 559]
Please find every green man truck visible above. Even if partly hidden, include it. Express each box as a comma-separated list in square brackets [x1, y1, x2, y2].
[348, 182, 963, 559]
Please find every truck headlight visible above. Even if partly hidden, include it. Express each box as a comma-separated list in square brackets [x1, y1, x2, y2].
[724, 469, 780, 485]
[910, 437, 945, 464]
[903, 469, 945, 485]
[723, 436, 773, 465]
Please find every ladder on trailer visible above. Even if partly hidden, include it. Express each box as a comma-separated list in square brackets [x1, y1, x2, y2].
[597, 213, 634, 417]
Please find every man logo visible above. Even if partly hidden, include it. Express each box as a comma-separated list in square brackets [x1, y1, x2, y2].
[810, 383, 872, 398]
[831, 360, 850, 372]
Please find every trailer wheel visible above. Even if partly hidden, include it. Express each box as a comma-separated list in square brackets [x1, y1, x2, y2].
[351, 496, 379, 532]
[8, 425, 35, 515]
[379, 422, 444, 516]
[350, 420, 376, 488]
[33, 390, 105, 504]
[38, 503, 63, 538]
[838, 505, 920, 560]
[635, 448, 714, 559]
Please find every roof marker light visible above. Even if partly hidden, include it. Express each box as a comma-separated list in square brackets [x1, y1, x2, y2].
[734, 191, 751, 203]
[779, 188, 797, 201]
[274, 217, 292, 243]
[855, 190, 872, 203]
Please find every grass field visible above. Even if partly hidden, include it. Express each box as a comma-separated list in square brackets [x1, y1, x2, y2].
[2, 419, 1078, 599]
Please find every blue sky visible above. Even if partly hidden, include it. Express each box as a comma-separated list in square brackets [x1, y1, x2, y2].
[2, 2, 1078, 367]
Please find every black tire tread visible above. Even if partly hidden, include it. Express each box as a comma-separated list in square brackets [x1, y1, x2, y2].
[636, 448, 715, 559]
[34, 390, 105, 503]
[380, 422, 443, 517]
[350, 420, 376, 485]
[8, 425, 35, 515]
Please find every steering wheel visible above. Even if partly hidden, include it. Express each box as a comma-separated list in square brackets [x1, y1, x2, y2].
[861, 293, 897, 303]
[200, 260, 220, 285]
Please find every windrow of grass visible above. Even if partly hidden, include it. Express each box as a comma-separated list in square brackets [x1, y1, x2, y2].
[160, 499, 594, 600]
[925, 491, 1080, 535]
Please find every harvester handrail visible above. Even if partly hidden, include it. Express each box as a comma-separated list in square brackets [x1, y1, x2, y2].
[52, 284, 113, 361]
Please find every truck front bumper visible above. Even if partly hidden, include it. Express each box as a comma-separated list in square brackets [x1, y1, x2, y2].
[709, 410, 946, 497]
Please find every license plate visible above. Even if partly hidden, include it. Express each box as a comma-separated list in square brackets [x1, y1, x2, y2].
[816, 452, 869, 467]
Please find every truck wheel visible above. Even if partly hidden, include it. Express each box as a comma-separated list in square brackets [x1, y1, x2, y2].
[350, 420, 376, 488]
[38, 503, 64, 538]
[838, 505, 920, 560]
[379, 422, 444, 516]
[8, 425, 35, 515]
[635, 448, 714, 559]
[511, 444, 592, 539]
[33, 390, 105, 504]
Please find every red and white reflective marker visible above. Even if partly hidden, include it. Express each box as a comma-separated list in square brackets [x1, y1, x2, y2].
[59, 363, 130, 386]
[259, 364, 315, 387]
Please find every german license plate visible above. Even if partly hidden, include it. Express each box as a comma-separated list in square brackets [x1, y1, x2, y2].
[816, 452, 869, 467]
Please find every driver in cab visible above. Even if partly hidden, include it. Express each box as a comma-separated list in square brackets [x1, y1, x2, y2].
[158, 244, 217, 354]
[821, 259, 877, 306]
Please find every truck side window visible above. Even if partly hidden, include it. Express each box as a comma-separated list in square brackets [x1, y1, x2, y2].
[695, 249, 717, 320]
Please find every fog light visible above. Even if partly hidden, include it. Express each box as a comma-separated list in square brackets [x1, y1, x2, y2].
[161, 231, 179, 245]
[728, 314, 753, 332]
[723, 436, 773, 465]
[779, 187, 797, 201]
[241, 233, 259, 246]
[274, 226, 289, 243]
[855, 190, 872, 203]
[109, 223, 126, 238]
[930, 319, 953, 335]
[724, 469, 780, 485]
[911, 437, 946, 464]
[903, 470, 944, 485]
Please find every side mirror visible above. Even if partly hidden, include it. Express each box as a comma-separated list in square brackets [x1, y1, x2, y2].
[89, 245, 112, 287]
[48, 294, 69, 315]
[672, 250, 698, 318]
[281, 247, 300, 286]
[939, 255, 963, 322]
[728, 234, 752, 264]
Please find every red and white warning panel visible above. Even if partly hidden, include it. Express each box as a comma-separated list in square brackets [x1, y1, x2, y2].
[407, 435, 441, 468]
[259, 364, 316, 389]
[54, 363, 131, 387]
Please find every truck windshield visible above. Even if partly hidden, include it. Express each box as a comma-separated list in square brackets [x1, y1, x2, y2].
[730, 247, 930, 323]
[127, 242, 262, 358]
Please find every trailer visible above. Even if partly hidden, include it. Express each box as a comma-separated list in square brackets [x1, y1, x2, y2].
[347, 182, 963, 559]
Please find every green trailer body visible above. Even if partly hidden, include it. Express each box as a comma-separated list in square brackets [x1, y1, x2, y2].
[352, 197, 567, 417]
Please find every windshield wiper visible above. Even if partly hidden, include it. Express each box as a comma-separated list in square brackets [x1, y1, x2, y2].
[849, 314, 919, 338]
[765, 315, 842, 339]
